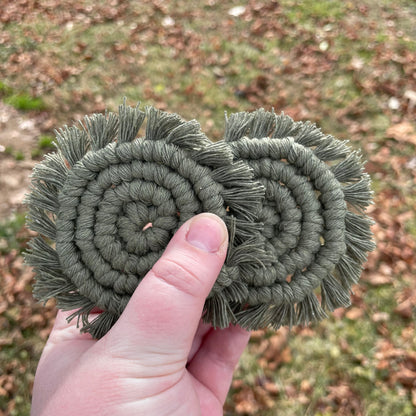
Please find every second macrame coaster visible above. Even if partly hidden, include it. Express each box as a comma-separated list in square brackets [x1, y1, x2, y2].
[220, 109, 375, 328]
[25, 102, 375, 338]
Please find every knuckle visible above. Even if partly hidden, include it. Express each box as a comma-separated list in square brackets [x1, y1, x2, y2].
[151, 257, 204, 298]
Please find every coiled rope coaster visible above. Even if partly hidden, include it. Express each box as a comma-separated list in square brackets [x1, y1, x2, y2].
[221, 109, 375, 328]
[25, 102, 374, 338]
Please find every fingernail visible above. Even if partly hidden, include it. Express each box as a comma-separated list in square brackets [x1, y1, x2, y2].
[186, 214, 227, 253]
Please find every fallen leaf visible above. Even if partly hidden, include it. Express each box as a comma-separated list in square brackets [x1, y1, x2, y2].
[372, 312, 390, 322]
[392, 367, 416, 388]
[363, 273, 393, 286]
[386, 122, 416, 145]
[234, 386, 261, 415]
[395, 299, 415, 320]
[346, 307, 365, 320]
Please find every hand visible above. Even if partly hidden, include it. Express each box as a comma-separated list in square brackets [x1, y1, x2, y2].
[31, 213, 251, 416]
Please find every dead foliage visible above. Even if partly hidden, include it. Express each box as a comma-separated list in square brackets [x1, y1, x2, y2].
[1, 0, 416, 415]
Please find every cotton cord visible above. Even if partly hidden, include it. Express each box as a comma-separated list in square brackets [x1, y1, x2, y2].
[222, 109, 375, 328]
[25, 102, 375, 338]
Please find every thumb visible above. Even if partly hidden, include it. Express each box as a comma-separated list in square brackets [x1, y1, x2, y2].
[102, 213, 228, 360]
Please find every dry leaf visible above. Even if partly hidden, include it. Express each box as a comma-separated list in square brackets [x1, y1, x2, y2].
[395, 299, 415, 320]
[386, 122, 416, 145]
[346, 307, 365, 320]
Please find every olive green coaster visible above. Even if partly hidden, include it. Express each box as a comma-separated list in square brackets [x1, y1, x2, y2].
[25, 102, 374, 338]
[220, 109, 375, 329]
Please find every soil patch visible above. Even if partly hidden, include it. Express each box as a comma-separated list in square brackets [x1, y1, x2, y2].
[0, 102, 39, 219]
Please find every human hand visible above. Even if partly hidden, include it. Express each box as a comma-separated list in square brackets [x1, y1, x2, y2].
[31, 213, 251, 416]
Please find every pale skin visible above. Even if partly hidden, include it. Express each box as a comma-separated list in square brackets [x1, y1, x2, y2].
[31, 213, 251, 416]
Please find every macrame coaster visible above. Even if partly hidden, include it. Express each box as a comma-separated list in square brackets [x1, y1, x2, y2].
[25, 102, 375, 339]
[24, 102, 267, 338]
[220, 109, 375, 329]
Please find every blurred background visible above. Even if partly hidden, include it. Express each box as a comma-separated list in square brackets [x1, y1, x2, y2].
[0, 1, 415, 415]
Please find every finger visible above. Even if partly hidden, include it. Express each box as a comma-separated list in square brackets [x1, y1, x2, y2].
[104, 213, 228, 361]
[47, 310, 95, 344]
[34, 310, 96, 402]
[188, 325, 251, 404]
[40, 310, 95, 366]
[188, 321, 212, 362]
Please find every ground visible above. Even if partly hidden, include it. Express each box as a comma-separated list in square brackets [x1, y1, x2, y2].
[0, 103, 39, 219]
[0, 1, 416, 415]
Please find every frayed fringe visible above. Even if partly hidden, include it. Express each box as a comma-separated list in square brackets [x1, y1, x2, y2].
[33, 271, 76, 302]
[60, 296, 118, 339]
[335, 254, 363, 287]
[211, 160, 256, 187]
[223, 216, 264, 244]
[26, 180, 59, 212]
[81, 311, 119, 339]
[226, 237, 272, 269]
[268, 302, 296, 329]
[345, 211, 374, 238]
[221, 186, 264, 221]
[26, 207, 56, 240]
[331, 151, 364, 182]
[224, 109, 301, 142]
[343, 174, 373, 210]
[25, 236, 61, 272]
[118, 100, 145, 143]
[83, 111, 119, 150]
[145, 105, 183, 141]
[224, 111, 254, 142]
[273, 113, 301, 139]
[249, 109, 277, 138]
[314, 136, 350, 161]
[320, 274, 351, 311]
[203, 293, 236, 329]
[345, 212, 375, 262]
[56, 293, 95, 314]
[296, 293, 328, 325]
[294, 122, 324, 147]
[345, 230, 374, 262]
[31, 153, 68, 188]
[166, 119, 207, 151]
[55, 125, 90, 167]
[235, 304, 270, 329]
[194, 141, 233, 167]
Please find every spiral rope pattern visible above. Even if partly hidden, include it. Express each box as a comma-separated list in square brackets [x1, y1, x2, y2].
[25, 103, 375, 338]
[223, 109, 375, 328]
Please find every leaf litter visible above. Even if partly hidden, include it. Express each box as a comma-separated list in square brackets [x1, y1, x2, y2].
[1, 0, 416, 415]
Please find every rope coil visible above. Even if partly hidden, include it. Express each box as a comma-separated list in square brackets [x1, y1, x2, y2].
[222, 109, 374, 328]
[25, 102, 375, 338]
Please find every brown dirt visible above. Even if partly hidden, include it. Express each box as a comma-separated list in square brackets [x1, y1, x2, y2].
[0, 103, 39, 219]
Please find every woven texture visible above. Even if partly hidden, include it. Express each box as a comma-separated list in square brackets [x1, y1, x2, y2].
[222, 109, 375, 328]
[25, 102, 375, 338]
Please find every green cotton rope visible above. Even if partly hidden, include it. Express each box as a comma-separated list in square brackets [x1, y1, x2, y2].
[24, 102, 375, 339]
[222, 109, 375, 327]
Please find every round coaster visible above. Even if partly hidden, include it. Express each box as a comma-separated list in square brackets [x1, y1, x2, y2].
[222, 109, 375, 329]
[25, 103, 375, 338]
[25, 102, 266, 338]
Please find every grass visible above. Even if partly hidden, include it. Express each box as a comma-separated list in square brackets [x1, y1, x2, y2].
[4, 94, 45, 111]
[0, 81, 45, 111]
[0, 213, 28, 254]
[2, 145, 25, 161]
[229, 302, 416, 415]
[285, 0, 348, 23]
[31, 135, 56, 158]
[1, 0, 416, 415]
